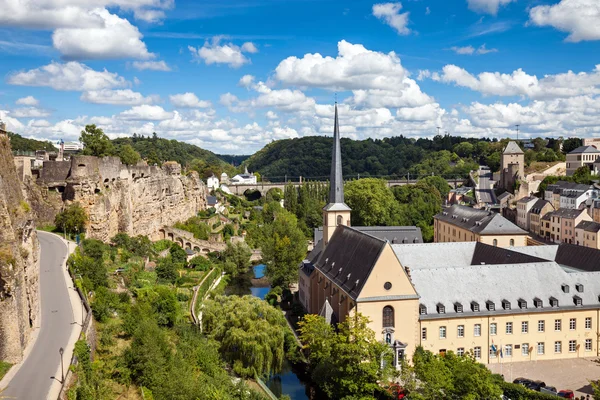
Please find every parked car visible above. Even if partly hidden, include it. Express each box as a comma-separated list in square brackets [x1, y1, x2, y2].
[558, 390, 574, 399]
[513, 377, 532, 386]
[525, 380, 547, 391]
[541, 386, 557, 395]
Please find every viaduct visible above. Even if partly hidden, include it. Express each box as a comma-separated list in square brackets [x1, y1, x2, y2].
[228, 177, 466, 196]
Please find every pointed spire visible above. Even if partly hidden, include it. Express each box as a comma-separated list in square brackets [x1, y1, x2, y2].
[324, 104, 350, 210]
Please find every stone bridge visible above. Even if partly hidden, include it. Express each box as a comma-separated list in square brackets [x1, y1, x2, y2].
[229, 178, 465, 196]
[159, 227, 227, 255]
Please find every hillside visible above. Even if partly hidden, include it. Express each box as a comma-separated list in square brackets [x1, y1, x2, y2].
[112, 135, 237, 177]
[7, 132, 57, 153]
[245, 135, 574, 180]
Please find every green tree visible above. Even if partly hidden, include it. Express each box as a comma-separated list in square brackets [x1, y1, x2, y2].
[155, 256, 178, 283]
[485, 152, 502, 172]
[222, 242, 252, 277]
[345, 178, 401, 226]
[169, 242, 187, 265]
[188, 255, 211, 271]
[572, 166, 592, 183]
[80, 124, 114, 157]
[118, 144, 141, 165]
[299, 313, 397, 399]
[55, 202, 88, 234]
[260, 209, 307, 287]
[392, 182, 443, 242]
[419, 175, 451, 200]
[202, 295, 290, 377]
[562, 137, 582, 154]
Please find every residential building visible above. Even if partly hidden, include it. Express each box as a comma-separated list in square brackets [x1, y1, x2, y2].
[220, 172, 229, 183]
[540, 208, 592, 244]
[63, 141, 84, 152]
[592, 199, 600, 223]
[207, 174, 220, 190]
[499, 141, 524, 193]
[447, 186, 473, 205]
[434, 205, 528, 247]
[575, 221, 600, 249]
[566, 146, 600, 176]
[544, 181, 596, 210]
[230, 166, 257, 185]
[516, 196, 538, 230]
[529, 199, 554, 237]
[303, 107, 600, 369]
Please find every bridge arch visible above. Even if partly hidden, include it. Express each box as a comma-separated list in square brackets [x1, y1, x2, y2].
[158, 229, 166, 240]
[193, 246, 200, 252]
[185, 242, 192, 250]
[176, 237, 183, 247]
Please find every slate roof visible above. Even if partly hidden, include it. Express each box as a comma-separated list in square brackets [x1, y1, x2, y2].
[576, 220, 600, 233]
[413, 262, 600, 319]
[509, 245, 559, 261]
[530, 199, 552, 214]
[517, 196, 538, 204]
[503, 141, 524, 154]
[568, 145, 600, 154]
[545, 208, 587, 219]
[497, 192, 513, 201]
[324, 103, 351, 211]
[314, 226, 423, 245]
[470, 242, 547, 265]
[207, 195, 218, 206]
[313, 225, 387, 300]
[434, 205, 527, 235]
[555, 243, 600, 272]
[546, 181, 593, 193]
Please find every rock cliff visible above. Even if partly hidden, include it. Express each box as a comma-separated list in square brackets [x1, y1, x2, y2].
[34, 156, 207, 242]
[0, 135, 39, 363]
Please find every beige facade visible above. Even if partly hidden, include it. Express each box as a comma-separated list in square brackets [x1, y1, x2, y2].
[434, 218, 527, 247]
[575, 222, 600, 249]
[529, 202, 554, 237]
[566, 146, 600, 176]
[516, 197, 537, 230]
[322, 209, 350, 245]
[540, 210, 592, 244]
[420, 310, 599, 363]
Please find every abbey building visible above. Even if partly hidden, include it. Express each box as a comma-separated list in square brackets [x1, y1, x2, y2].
[299, 105, 600, 368]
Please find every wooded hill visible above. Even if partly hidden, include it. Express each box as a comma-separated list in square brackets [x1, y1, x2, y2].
[8, 132, 57, 153]
[245, 135, 579, 180]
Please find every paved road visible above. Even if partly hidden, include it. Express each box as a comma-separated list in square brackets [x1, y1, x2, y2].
[476, 167, 497, 205]
[3, 232, 73, 400]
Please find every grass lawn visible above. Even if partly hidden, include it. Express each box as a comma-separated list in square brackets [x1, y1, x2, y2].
[525, 161, 561, 175]
[0, 361, 12, 380]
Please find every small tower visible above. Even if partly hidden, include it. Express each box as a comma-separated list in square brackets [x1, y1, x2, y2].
[323, 104, 351, 246]
[500, 141, 524, 192]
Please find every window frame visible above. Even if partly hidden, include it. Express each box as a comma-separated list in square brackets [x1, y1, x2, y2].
[538, 320, 545, 332]
[555, 341, 562, 354]
[506, 322, 513, 335]
[555, 319, 562, 332]
[457, 325, 465, 338]
[439, 326, 447, 339]
[585, 339, 592, 351]
[421, 327, 427, 341]
[490, 323, 497, 336]
[569, 318, 576, 331]
[383, 306, 395, 328]
[569, 340, 577, 353]
[537, 342, 545, 355]
[521, 321, 528, 334]
[521, 343, 529, 356]
[585, 317, 592, 330]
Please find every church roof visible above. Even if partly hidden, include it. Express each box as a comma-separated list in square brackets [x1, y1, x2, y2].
[503, 141, 524, 154]
[314, 225, 387, 300]
[434, 205, 527, 235]
[324, 104, 351, 212]
[314, 226, 423, 244]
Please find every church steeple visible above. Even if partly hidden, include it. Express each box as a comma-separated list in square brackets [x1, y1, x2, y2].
[322, 103, 351, 245]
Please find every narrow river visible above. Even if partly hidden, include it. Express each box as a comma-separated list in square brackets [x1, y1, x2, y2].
[225, 264, 310, 400]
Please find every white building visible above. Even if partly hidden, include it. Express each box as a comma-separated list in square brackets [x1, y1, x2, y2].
[230, 166, 257, 185]
[207, 174, 220, 190]
[516, 196, 538, 230]
[560, 190, 596, 210]
[63, 141, 84, 151]
[220, 172, 229, 184]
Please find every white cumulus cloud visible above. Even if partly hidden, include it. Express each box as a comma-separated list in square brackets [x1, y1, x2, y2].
[529, 0, 600, 42]
[118, 105, 174, 120]
[12, 107, 51, 118]
[132, 60, 171, 71]
[16, 96, 39, 106]
[81, 89, 158, 105]
[189, 37, 256, 68]
[169, 92, 212, 108]
[52, 8, 153, 60]
[7, 61, 128, 91]
[466, 0, 515, 15]
[372, 2, 411, 35]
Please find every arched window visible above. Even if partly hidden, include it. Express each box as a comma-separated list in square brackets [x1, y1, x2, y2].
[383, 306, 394, 328]
[493, 239, 498, 247]
[385, 332, 392, 344]
[510, 239, 514, 246]
[337, 215, 343, 226]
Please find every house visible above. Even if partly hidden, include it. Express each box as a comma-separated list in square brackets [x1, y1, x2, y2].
[544, 181, 595, 210]
[575, 221, 600, 249]
[304, 105, 600, 368]
[447, 186, 473, 205]
[63, 141, 84, 152]
[566, 146, 600, 176]
[207, 174, 220, 190]
[529, 199, 554, 237]
[540, 208, 592, 244]
[230, 166, 257, 185]
[516, 196, 538, 230]
[433, 205, 528, 247]
[220, 172, 229, 183]
[207, 195, 225, 213]
[591, 199, 600, 223]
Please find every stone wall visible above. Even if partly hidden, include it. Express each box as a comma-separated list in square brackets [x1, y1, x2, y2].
[29, 155, 207, 242]
[0, 135, 39, 363]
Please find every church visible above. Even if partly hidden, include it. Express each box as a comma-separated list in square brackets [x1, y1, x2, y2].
[299, 105, 600, 368]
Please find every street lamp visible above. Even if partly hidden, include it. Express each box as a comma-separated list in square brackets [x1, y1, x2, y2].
[59, 347, 65, 383]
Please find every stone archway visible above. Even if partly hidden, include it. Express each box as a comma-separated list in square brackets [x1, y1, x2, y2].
[176, 237, 184, 247]
[167, 232, 174, 241]
[158, 229, 166, 240]
[193, 246, 200, 252]
[185, 242, 192, 250]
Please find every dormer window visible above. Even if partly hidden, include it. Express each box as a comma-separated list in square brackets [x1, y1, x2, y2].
[574, 296, 583, 307]
[576, 284, 584, 293]
[419, 304, 427, 315]
[561, 284, 570, 293]
[437, 303, 445, 314]
[486, 300, 495, 311]
[550, 297, 559, 308]
[454, 302, 463, 313]
[518, 299, 527, 309]
[534, 298, 543, 308]
[471, 301, 480, 312]
[502, 300, 511, 310]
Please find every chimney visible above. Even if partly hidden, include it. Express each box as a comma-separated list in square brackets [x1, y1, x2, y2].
[404, 266, 412, 281]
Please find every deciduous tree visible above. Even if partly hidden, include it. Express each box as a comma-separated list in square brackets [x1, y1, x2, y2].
[344, 178, 401, 226]
[80, 124, 114, 157]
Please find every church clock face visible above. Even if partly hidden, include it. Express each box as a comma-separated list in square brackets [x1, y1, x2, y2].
[384, 282, 392, 290]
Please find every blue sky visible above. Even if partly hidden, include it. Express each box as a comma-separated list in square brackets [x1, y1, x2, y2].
[1, 0, 600, 154]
